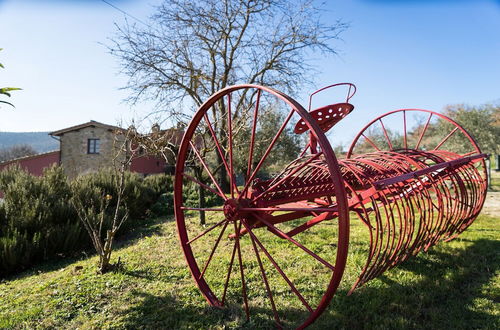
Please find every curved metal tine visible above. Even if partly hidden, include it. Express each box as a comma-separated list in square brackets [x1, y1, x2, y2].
[189, 141, 226, 198]
[234, 221, 249, 320]
[252, 152, 324, 202]
[198, 222, 229, 280]
[186, 218, 228, 245]
[415, 113, 433, 150]
[242, 221, 313, 313]
[253, 214, 335, 271]
[244, 221, 281, 325]
[239, 108, 295, 201]
[183, 173, 227, 200]
[379, 119, 393, 150]
[203, 113, 239, 195]
[221, 223, 240, 305]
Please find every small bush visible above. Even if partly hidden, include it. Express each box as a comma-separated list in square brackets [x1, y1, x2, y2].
[71, 169, 156, 223]
[150, 192, 174, 217]
[143, 174, 173, 197]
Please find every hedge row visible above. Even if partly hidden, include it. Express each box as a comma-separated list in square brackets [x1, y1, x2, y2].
[0, 166, 174, 277]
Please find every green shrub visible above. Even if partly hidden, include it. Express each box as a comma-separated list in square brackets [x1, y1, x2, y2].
[71, 168, 156, 222]
[150, 192, 174, 217]
[0, 166, 86, 275]
[0, 166, 168, 277]
[143, 174, 173, 197]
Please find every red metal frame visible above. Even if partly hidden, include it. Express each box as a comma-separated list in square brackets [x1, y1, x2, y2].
[174, 84, 488, 329]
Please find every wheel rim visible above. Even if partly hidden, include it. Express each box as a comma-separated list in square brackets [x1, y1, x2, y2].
[346, 109, 487, 208]
[347, 108, 484, 158]
[174, 84, 349, 328]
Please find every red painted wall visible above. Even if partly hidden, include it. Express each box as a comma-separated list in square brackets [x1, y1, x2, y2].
[0, 151, 60, 176]
[130, 155, 167, 175]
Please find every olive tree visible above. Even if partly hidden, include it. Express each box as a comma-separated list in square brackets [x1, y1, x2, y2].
[441, 103, 500, 156]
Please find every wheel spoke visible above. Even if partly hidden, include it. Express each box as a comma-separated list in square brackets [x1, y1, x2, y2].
[234, 220, 250, 320]
[239, 109, 295, 201]
[183, 173, 227, 200]
[198, 222, 229, 280]
[203, 114, 239, 195]
[221, 226, 239, 305]
[361, 133, 381, 152]
[189, 141, 226, 198]
[181, 207, 224, 212]
[246, 89, 261, 181]
[227, 93, 236, 199]
[243, 220, 281, 325]
[403, 110, 408, 149]
[242, 221, 313, 313]
[186, 218, 228, 245]
[433, 127, 458, 151]
[253, 214, 335, 271]
[415, 113, 433, 150]
[379, 119, 393, 150]
[239, 206, 338, 212]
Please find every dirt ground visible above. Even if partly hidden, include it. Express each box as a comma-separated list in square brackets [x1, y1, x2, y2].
[483, 191, 500, 217]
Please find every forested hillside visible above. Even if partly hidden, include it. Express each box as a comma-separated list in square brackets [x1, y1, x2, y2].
[0, 132, 59, 153]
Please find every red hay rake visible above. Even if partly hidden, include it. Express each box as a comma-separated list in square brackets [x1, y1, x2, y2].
[173, 83, 488, 328]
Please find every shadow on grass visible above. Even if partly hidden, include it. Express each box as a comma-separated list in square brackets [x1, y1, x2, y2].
[118, 291, 287, 329]
[120, 239, 498, 329]
[315, 238, 499, 329]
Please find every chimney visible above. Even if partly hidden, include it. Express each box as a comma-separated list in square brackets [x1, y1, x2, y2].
[151, 123, 160, 134]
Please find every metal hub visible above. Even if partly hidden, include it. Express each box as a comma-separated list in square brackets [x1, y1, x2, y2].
[223, 198, 252, 222]
[223, 199, 239, 221]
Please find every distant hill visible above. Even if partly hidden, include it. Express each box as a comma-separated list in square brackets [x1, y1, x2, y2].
[0, 132, 59, 153]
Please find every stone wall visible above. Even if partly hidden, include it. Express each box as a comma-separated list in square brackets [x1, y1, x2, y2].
[59, 126, 125, 179]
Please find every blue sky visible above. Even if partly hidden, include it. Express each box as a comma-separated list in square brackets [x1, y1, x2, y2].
[0, 0, 499, 147]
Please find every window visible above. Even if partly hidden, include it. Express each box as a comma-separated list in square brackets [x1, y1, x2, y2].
[87, 138, 100, 154]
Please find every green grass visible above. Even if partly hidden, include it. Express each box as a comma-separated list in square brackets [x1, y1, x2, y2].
[490, 169, 500, 191]
[0, 212, 498, 329]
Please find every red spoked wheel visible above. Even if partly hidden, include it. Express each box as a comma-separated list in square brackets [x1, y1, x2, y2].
[174, 84, 349, 329]
[346, 109, 487, 206]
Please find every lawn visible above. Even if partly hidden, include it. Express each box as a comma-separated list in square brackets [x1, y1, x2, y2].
[0, 206, 498, 329]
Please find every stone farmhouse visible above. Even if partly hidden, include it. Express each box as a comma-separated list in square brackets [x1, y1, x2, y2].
[0, 120, 180, 179]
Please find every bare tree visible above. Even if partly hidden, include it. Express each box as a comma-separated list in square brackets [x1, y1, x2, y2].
[109, 0, 346, 191]
[71, 130, 133, 273]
